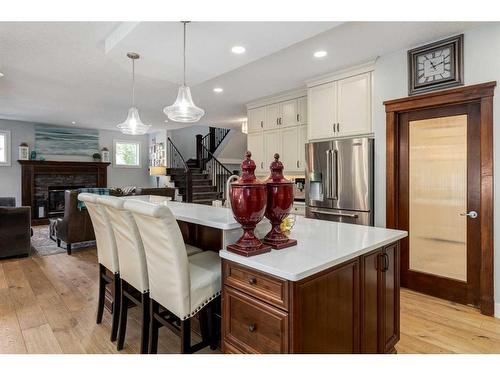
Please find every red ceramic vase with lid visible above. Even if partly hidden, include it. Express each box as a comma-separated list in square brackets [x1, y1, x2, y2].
[263, 153, 297, 249]
[227, 151, 272, 257]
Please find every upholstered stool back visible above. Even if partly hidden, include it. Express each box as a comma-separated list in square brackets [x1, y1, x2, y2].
[78, 193, 119, 274]
[98, 196, 149, 293]
[124, 199, 190, 319]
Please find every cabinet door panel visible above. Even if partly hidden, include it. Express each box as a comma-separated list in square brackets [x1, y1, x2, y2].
[298, 96, 307, 125]
[382, 243, 400, 352]
[308, 82, 336, 141]
[361, 250, 380, 354]
[281, 127, 300, 172]
[247, 132, 265, 173]
[298, 125, 308, 171]
[248, 107, 266, 133]
[263, 129, 281, 170]
[337, 73, 371, 136]
[265, 104, 280, 130]
[281, 99, 298, 127]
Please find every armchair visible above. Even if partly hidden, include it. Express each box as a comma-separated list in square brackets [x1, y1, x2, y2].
[0, 197, 31, 258]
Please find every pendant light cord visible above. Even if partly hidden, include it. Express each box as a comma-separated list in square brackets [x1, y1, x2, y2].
[183, 21, 187, 87]
[132, 57, 135, 106]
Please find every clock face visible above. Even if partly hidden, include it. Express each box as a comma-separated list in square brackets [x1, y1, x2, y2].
[416, 47, 453, 84]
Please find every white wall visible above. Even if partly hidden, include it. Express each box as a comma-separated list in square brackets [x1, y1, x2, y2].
[168, 125, 209, 160]
[372, 23, 500, 316]
[0, 119, 151, 204]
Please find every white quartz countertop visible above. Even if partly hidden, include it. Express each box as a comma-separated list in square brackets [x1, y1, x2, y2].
[123, 195, 240, 230]
[219, 216, 407, 281]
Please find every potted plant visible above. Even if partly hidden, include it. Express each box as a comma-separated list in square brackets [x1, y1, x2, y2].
[92, 152, 102, 162]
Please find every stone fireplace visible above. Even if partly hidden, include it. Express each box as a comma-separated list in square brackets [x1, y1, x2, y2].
[18, 160, 110, 224]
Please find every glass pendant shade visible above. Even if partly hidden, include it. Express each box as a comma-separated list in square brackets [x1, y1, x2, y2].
[163, 85, 205, 123]
[117, 106, 150, 135]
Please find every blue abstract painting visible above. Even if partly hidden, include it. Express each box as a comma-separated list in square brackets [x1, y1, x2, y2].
[35, 124, 99, 156]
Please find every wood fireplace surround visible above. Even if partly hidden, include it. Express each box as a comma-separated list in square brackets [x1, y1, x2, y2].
[18, 160, 110, 225]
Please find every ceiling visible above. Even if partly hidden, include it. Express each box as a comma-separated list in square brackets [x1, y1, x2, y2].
[0, 21, 482, 132]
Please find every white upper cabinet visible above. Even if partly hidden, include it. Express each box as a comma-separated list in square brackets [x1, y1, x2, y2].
[308, 81, 337, 141]
[298, 125, 308, 170]
[247, 132, 265, 173]
[265, 103, 280, 129]
[281, 126, 300, 171]
[298, 97, 307, 125]
[336, 72, 371, 137]
[280, 99, 298, 127]
[307, 62, 374, 141]
[247, 89, 307, 175]
[263, 129, 281, 171]
[247, 107, 266, 133]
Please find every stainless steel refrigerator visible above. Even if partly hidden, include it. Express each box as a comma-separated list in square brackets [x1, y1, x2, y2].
[305, 137, 374, 225]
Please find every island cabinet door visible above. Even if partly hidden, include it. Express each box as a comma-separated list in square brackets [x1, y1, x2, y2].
[380, 242, 400, 353]
[360, 242, 400, 354]
[290, 259, 360, 353]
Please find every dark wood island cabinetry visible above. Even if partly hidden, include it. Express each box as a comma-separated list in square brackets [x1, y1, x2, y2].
[222, 242, 400, 354]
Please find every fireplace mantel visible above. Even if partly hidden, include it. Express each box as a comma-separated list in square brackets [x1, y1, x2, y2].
[18, 160, 110, 224]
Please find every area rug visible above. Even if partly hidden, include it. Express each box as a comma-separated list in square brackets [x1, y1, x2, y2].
[31, 225, 96, 256]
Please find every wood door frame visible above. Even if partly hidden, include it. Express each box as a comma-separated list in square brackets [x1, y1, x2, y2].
[384, 82, 496, 316]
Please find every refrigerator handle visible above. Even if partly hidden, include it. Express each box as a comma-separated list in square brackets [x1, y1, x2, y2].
[325, 150, 332, 199]
[332, 150, 338, 200]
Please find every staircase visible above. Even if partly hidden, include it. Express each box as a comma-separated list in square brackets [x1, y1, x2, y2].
[166, 127, 234, 205]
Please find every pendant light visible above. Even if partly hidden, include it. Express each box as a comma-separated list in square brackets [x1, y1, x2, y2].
[163, 21, 205, 123]
[117, 52, 151, 135]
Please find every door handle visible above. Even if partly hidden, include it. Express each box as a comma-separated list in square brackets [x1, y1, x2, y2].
[309, 209, 358, 218]
[325, 150, 332, 199]
[380, 253, 389, 272]
[460, 210, 478, 219]
[331, 149, 338, 200]
[332, 123, 336, 133]
[297, 114, 299, 122]
[296, 160, 299, 168]
[337, 123, 340, 133]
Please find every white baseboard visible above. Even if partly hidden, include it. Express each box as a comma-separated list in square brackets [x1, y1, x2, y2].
[495, 303, 500, 318]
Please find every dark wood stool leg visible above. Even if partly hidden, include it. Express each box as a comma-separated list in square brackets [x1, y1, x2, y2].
[66, 243, 72, 255]
[96, 264, 106, 324]
[140, 292, 150, 354]
[56, 238, 61, 248]
[110, 273, 121, 342]
[180, 319, 191, 354]
[148, 300, 160, 354]
[116, 280, 128, 350]
[199, 307, 210, 346]
[208, 300, 218, 350]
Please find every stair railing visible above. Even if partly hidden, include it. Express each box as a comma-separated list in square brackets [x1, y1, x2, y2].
[167, 137, 193, 202]
[199, 143, 233, 201]
[196, 127, 231, 166]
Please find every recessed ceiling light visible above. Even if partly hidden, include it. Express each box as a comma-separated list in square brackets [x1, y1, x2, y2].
[313, 50, 328, 58]
[164, 119, 169, 123]
[0, 72, 4, 78]
[213, 87, 223, 93]
[71, 121, 76, 125]
[231, 46, 246, 54]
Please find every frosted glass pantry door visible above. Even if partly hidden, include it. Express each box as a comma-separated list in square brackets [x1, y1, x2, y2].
[408, 115, 467, 281]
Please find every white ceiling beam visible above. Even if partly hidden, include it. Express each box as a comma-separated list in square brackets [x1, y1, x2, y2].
[104, 22, 140, 54]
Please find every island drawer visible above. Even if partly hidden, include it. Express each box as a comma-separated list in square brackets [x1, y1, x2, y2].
[222, 286, 289, 354]
[222, 260, 289, 310]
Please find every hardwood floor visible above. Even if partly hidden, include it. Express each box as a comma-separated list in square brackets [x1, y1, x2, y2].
[0, 248, 499, 354]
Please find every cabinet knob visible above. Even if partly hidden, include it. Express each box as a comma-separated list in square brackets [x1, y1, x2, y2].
[248, 324, 257, 333]
[248, 276, 257, 285]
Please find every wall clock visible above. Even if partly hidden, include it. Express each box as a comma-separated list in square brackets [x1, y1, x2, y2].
[408, 34, 463, 96]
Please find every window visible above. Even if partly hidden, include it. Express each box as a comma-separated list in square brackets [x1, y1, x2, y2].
[0, 130, 11, 166]
[113, 140, 141, 168]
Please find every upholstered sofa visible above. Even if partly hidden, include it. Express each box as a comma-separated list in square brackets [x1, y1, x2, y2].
[0, 197, 31, 259]
[56, 190, 95, 254]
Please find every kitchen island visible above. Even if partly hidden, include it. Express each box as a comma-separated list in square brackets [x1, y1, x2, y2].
[126, 195, 407, 354]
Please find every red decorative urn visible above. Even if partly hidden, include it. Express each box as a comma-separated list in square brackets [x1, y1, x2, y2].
[227, 151, 272, 257]
[263, 153, 297, 249]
